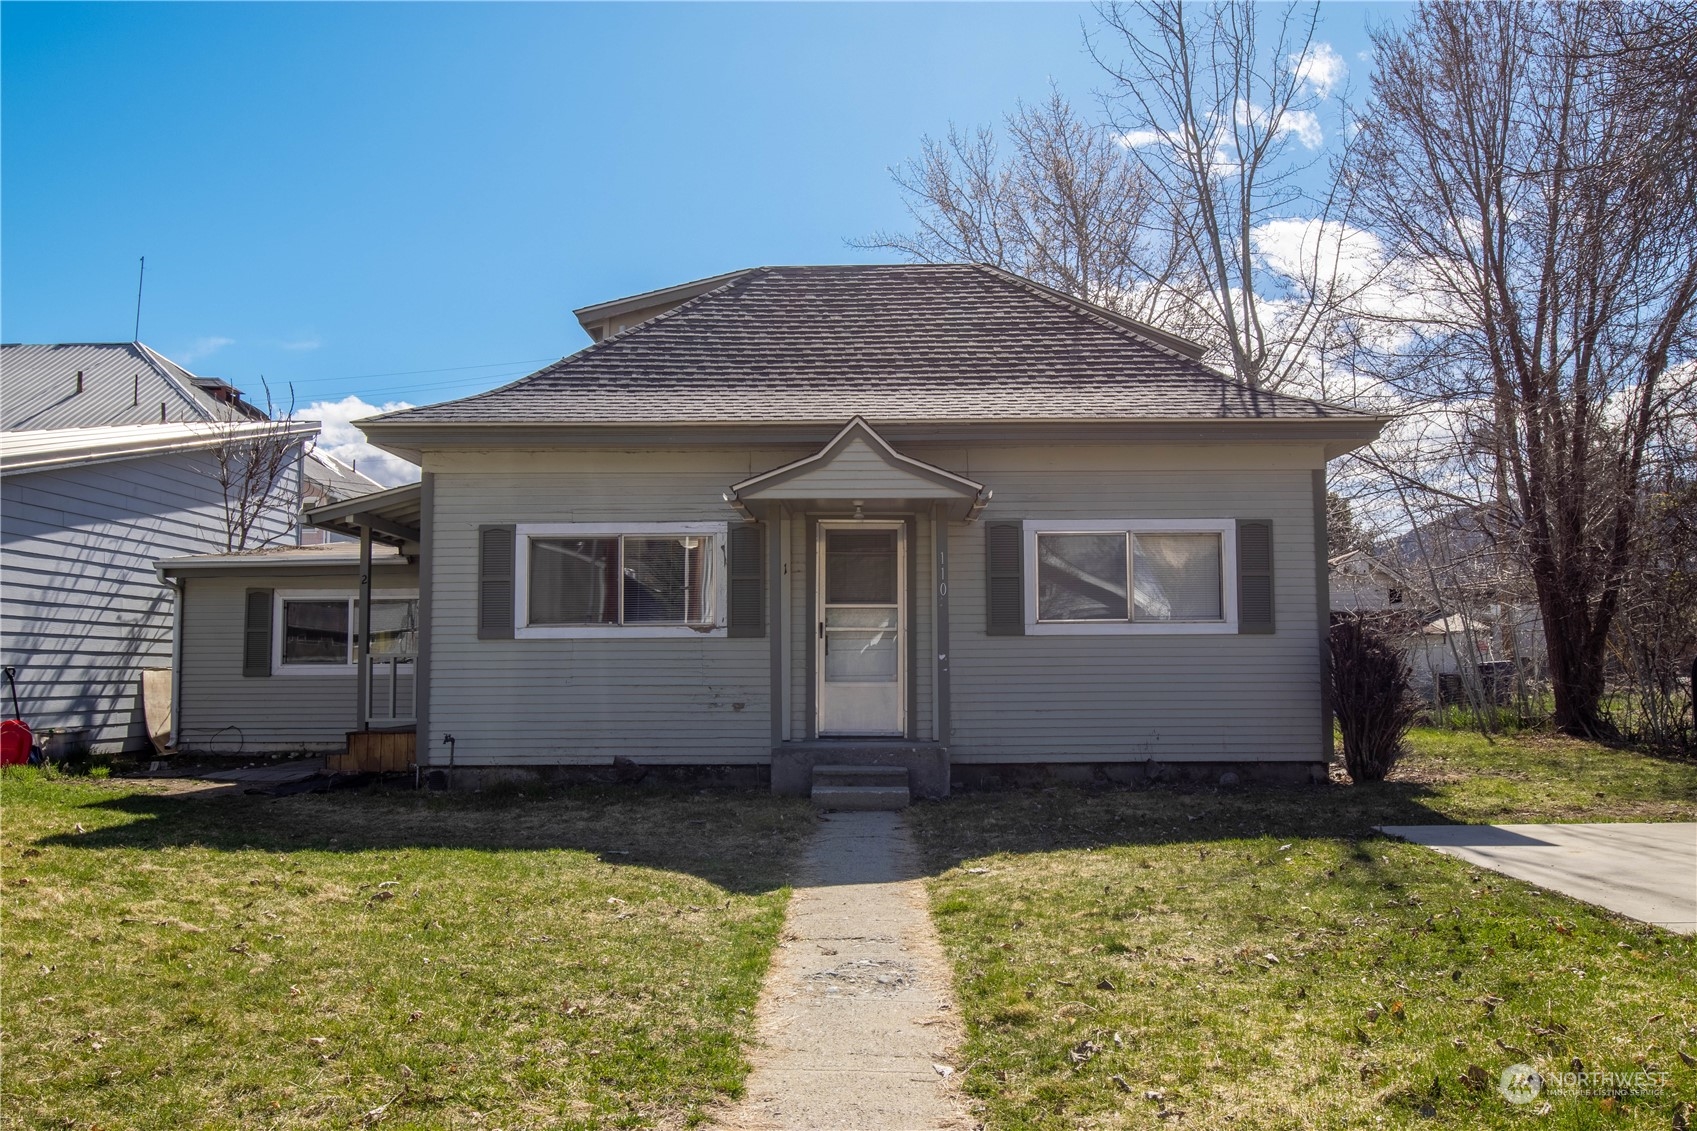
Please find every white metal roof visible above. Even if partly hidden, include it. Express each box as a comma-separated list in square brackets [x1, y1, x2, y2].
[157, 541, 407, 575]
[0, 420, 319, 475]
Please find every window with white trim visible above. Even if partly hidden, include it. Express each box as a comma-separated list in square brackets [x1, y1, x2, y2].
[274, 591, 419, 673]
[514, 523, 726, 638]
[1023, 520, 1237, 635]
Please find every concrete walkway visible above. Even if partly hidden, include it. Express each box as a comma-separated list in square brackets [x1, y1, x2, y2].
[716, 811, 970, 1131]
[1379, 823, 1697, 934]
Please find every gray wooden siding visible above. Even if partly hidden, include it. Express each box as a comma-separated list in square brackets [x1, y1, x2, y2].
[418, 442, 1327, 766]
[175, 565, 418, 752]
[423, 451, 797, 766]
[1, 448, 300, 754]
[943, 448, 1327, 763]
[753, 436, 972, 500]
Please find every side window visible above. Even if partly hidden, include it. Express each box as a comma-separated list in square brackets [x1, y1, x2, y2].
[280, 599, 352, 666]
[272, 593, 419, 672]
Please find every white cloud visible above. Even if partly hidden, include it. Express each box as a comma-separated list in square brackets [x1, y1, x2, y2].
[295, 395, 420, 487]
[276, 336, 322, 352]
[1116, 128, 1169, 149]
[1280, 108, 1324, 150]
[177, 336, 235, 365]
[1293, 41, 1346, 99]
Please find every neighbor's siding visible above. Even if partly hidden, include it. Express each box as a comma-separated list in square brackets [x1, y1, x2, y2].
[0, 448, 299, 754]
[174, 565, 419, 753]
[422, 449, 808, 767]
[940, 442, 1329, 763]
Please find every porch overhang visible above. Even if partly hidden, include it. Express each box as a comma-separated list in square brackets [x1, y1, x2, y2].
[723, 416, 991, 522]
[304, 481, 423, 548]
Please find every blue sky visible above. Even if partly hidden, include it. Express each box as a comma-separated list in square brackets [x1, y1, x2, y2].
[3, 1, 1395, 441]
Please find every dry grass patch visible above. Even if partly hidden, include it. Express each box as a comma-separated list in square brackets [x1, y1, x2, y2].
[912, 730, 1697, 1129]
[1, 770, 813, 1130]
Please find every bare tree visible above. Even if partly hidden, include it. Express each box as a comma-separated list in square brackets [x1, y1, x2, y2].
[1353, 1, 1697, 737]
[854, 88, 1183, 321]
[209, 380, 305, 552]
[1091, 0, 1364, 390]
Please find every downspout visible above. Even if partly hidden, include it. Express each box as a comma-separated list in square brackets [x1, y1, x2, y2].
[156, 568, 185, 752]
[357, 523, 373, 732]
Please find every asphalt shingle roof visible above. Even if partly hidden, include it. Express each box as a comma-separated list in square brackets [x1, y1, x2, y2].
[371, 264, 1372, 426]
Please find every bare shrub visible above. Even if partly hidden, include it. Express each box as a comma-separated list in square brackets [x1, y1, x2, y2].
[1330, 615, 1416, 782]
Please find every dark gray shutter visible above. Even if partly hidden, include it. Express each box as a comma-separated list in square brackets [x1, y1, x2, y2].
[243, 588, 273, 677]
[1237, 519, 1275, 634]
[984, 521, 1025, 636]
[478, 525, 516, 640]
[727, 523, 765, 638]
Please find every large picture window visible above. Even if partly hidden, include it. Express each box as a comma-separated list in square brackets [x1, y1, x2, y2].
[514, 523, 726, 638]
[1025, 520, 1237, 634]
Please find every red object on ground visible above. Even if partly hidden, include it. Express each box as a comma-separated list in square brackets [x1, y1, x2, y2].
[1, 718, 31, 766]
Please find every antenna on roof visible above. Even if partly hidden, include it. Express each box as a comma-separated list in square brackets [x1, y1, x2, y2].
[133, 256, 146, 342]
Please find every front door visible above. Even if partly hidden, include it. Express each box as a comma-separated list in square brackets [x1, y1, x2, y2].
[817, 522, 905, 736]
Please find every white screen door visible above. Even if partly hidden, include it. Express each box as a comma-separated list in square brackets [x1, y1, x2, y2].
[817, 522, 905, 736]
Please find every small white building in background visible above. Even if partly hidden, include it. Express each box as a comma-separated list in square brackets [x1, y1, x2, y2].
[1328, 548, 1547, 703]
[1328, 549, 1412, 613]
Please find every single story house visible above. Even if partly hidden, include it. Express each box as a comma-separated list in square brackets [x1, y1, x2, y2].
[160, 264, 1389, 795]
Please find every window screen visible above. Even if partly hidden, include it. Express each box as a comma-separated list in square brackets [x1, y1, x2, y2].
[281, 599, 351, 664]
[369, 599, 418, 655]
[529, 538, 618, 624]
[1036, 533, 1129, 621]
[1132, 533, 1223, 621]
[623, 536, 708, 623]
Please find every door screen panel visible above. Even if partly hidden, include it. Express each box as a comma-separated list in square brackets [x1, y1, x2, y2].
[818, 525, 904, 736]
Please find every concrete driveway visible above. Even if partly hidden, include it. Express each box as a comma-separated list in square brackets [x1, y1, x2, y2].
[1377, 823, 1697, 935]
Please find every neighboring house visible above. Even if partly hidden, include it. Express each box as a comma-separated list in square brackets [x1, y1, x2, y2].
[1, 420, 317, 754]
[0, 341, 389, 756]
[1396, 613, 1495, 700]
[162, 264, 1389, 793]
[1328, 549, 1412, 613]
[0, 342, 386, 510]
[1384, 507, 1549, 702]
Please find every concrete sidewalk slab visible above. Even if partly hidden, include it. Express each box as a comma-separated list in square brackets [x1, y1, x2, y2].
[1378, 822, 1697, 934]
[714, 811, 970, 1131]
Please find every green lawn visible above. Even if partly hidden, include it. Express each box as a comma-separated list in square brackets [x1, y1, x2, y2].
[910, 730, 1697, 1130]
[0, 770, 813, 1130]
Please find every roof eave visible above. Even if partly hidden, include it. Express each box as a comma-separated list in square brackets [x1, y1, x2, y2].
[571, 268, 754, 329]
[0, 421, 319, 476]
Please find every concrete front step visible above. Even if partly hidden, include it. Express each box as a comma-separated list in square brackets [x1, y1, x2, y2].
[812, 763, 909, 789]
[810, 784, 911, 811]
